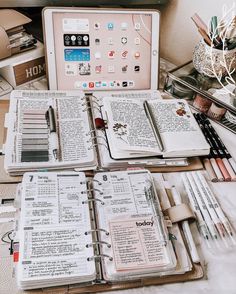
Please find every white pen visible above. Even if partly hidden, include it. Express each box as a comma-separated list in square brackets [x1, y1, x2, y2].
[170, 185, 200, 263]
[181, 174, 210, 242]
[191, 172, 227, 243]
[196, 171, 236, 245]
[186, 173, 219, 241]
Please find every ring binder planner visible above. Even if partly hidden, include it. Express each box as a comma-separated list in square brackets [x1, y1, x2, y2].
[15, 170, 203, 291]
[4, 90, 98, 175]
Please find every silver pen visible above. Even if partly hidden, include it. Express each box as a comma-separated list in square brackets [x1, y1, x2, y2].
[143, 100, 164, 152]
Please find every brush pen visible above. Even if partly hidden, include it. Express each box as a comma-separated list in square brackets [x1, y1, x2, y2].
[200, 114, 236, 175]
[181, 173, 210, 242]
[186, 173, 219, 240]
[191, 172, 227, 242]
[196, 171, 236, 245]
[195, 113, 230, 181]
[194, 114, 224, 181]
[201, 124, 231, 182]
[204, 121, 236, 181]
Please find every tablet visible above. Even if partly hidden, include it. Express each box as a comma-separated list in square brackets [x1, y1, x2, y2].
[43, 7, 160, 91]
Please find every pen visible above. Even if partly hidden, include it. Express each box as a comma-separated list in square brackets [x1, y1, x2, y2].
[194, 113, 224, 181]
[45, 106, 59, 160]
[143, 101, 164, 152]
[196, 171, 236, 245]
[191, 172, 227, 242]
[170, 185, 200, 263]
[144, 182, 167, 245]
[185, 173, 219, 240]
[181, 173, 210, 243]
[200, 114, 236, 175]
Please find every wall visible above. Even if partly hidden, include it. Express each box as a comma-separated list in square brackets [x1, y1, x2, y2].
[158, 0, 234, 65]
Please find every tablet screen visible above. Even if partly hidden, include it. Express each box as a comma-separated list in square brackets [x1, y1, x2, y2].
[44, 9, 159, 91]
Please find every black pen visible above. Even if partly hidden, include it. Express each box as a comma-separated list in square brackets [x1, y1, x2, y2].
[45, 106, 59, 160]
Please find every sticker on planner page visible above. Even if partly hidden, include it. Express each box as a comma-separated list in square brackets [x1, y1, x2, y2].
[109, 217, 169, 271]
[64, 49, 90, 62]
[21, 110, 49, 162]
[63, 18, 89, 32]
[175, 101, 191, 118]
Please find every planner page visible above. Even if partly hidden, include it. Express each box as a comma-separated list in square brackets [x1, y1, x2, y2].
[146, 99, 210, 157]
[4, 90, 97, 174]
[93, 170, 176, 281]
[102, 96, 161, 158]
[17, 172, 96, 290]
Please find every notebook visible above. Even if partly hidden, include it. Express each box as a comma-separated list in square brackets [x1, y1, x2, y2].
[15, 170, 202, 290]
[92, 94, 210, 160]
[4, 90, 97, 175]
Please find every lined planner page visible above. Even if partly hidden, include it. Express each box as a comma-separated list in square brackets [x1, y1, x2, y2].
[102, 97, 160, 158]
[4, 90, 97, 174]
[17, 172, 96, 289]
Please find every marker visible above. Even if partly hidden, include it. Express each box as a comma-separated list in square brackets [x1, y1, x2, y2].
[201, 114, 236, 176]
[185, 173, 219, 240]
[191, 172, 227, 244]
[181, 173, 210, 244]
[196, 171, 236, 245]
[170, 185, 200, 263]
[194, 114, 224, 181]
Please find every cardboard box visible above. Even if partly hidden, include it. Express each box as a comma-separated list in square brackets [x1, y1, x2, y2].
[0, 41, 46, 88]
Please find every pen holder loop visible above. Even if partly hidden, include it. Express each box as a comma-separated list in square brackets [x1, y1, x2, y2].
[165, 203, 196, 224]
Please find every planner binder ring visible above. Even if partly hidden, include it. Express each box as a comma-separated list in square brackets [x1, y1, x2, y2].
[90, 94, 100, 102]
[87, 187, 103, 195]
[85, 228, 110, 236]
[82, 105, 92, 112]
[93, 179, 102, 185]
[93, 105, 102, 112]
[87, 135, 107, 144]
[86, 129, 96, 136]
[91, 99, 103, 108]
[88, 142, 109, 150]
[86, 241, 111, 248]
[82, 198, 105, 205]
[80, 95, 87, 101]
[87, 254, 113, 262]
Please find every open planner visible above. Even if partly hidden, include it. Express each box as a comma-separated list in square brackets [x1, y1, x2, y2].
[4, 90, 97, 175]
[15, 170, 203, 291]
[90, 92, 210, 164]
[4, 89, 209, 175]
